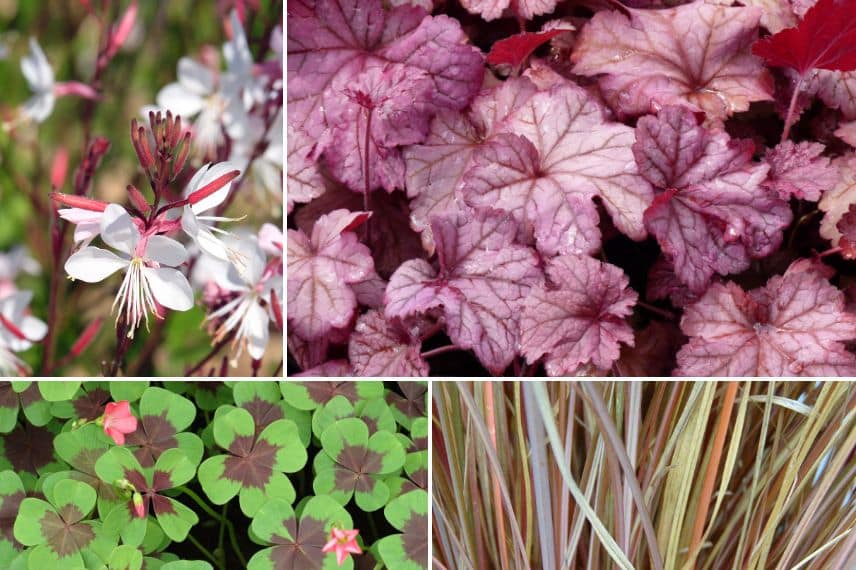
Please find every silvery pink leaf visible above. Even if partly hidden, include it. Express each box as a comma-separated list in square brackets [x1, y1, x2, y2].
[634, 105, 791, 293]
[460, 0, 557, 21]
[295, 360, 353, 376]
[349, 310, 428, 376]
[322, 63, 434, 192]
[819, 155, 856, 247]
[288, 0, 483, 134]
[295, 183, 425, 278]
[464, 80, 652, 255]
[806, 71, 856, 120]
[741, 0, 798, 33]
[520, 255, 637, 375]
[646, 256, 701, 309]
[762, 141, 837, 201]
[287, 124, 324, 214]
[385, 209, 541, 374]
[836, 121, 856, 147]
[676, 265, 856, 376]
[571, 3, 773, 120]
[287, 209, 375, 340]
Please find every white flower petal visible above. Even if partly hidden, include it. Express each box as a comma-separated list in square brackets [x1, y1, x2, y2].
[143, 267, 194, 311]
[100, 204, 140, 255]
[244, 301, 270, 360]
[145, 235, 188, 267]
[156, 83, 204, 117]
[188, 161, 239, 213]
[23, 92, 55, 123]
[65, 247, 128, 282]
[177, 57, 215, 95]
[21, 38, 53, 91]
[19, 315, 47, 343]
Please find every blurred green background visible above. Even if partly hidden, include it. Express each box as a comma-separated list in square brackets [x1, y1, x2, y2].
[0, 0, 283, 376]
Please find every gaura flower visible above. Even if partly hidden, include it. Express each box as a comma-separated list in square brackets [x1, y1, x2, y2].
[64, 204, 194, 337]
[321, 527, 362, 566]
[100, 400, 138, 445]
[0, 290, 47, 353]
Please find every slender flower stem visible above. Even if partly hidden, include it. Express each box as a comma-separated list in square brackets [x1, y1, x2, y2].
[421, 345, 459, 359]
[185, 532, 222, 569]
[227, 515, 248, 568]
[218, 503, 228, 567]
[176, 485, 222, 520]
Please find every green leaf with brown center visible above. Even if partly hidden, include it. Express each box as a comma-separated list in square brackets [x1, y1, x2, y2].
[376, 490, 428, 570]
[0, 422, 66, 489]
[280, 381, 384, 411]
[49, 382, 112, 421]
[94, 447, 198, 542]
[124, 388, 202, 468]
[13, 478, 116, 568]
[37, 382, 82, 402]
[233, 381, 311, 446]
[198, 407, 308, 517]
[247, 496, 354, 570]
[314, 418, 406, 512]
[51, 424, 118, 517]
[0, 381, 51, 433]
[311, 396, 397, 440]
[0, 470, 26, 562]
[386, 382, 427, 430]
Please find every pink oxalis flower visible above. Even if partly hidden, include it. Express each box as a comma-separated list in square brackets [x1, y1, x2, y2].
[322, 527, 362, 566]
[100, 400, 138, 445]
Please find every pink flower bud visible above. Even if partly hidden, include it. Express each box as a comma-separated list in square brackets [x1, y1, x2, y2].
[132, 491, 145, 518]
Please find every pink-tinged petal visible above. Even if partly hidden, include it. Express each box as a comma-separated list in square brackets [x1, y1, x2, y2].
[572, 4, 772, 120]
[100, 204, 140, 256]
[105, 427, 126, 445]
[521, 255, 637, 375]
[144, 235, 188, 267]
[244, 302, 270, 361]
[21, 37, 54, 91]
[107, 414, 138, 434]
[188, 161, 240, 214]
[142, 267, 194, 311]
[762, 141, 837, 201]
[23, 92, 55, 123]
[348, 310, 427, 377]
[257, 223, 283, 256]
[65, 247, 128, 282]
[105, 400, 130, 416]
[156, 83, 205, 117]
[634, 106, 791, 293]
[676, 265, 856, 376]
[19, 316, 47, 343]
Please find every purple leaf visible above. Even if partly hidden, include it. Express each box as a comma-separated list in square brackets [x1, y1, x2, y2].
[385, 208, 542, 374]
[634, 105, 792, 293]
[286, 124, 325, 214]
[349, 311, 428, 377]
[762, 141, 837, 201]
[676, 263, 856, 376]
[460, 0, 557, 21]
[571, 3, 773, 120]
[294, 360, 354, 377]
[520, 255, 637, 375]
[287, 209, 376, 340]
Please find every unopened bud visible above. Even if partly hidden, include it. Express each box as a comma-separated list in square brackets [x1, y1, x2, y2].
[187, 170, 241, 205]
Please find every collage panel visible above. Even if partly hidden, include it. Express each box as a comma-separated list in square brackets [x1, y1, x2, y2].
[0, 379, 428, 570]
[433, 381, 856, 569]
[1, 2, 283, 378]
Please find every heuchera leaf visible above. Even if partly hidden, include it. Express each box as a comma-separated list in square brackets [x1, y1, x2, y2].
[287, 124, 325, 214]
[348, 310, 428, 377]
[752, 0, 856, 76]
[520, 255, 637, 375]
[321, 63, 434, 193]
[486, 30, 565, 70]
[287, 209, 376, 340]
[385, 208, 542, 374]
[762, 141, 838, 201]
[676, 263, 856, 376]
[462, 77, 652, 256]
[836, 120, 856, 147]
[819, 155, 856, 247]
[459, 0, 557, 21]
[806, 70, 856, 119]
[633, 105, 792, 293]
[572, 3, 773, 120]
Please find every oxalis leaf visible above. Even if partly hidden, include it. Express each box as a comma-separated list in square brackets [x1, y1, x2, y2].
[0, 470, 26, 562]
[280, 381, 384, 411]
[94, 447, 198, 543]
[124, 387, 202, 469]
[13, 478, 116, 568]
[198, 407, 307, 517]
[385, 208, 542, 374]
[0, 382, 50, 433]
[375, 490, 428, 570]
[314, 417, 405, 512]
[247, 496, 354, 570]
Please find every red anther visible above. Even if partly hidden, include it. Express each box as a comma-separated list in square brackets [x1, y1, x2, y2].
[70, 318, 103, 357]
[127, 185, 151, 213]
[187, 170, 241, 205]
[51, 147, 69, 189]
[50, 192, 108, 212]
[0, 313, 31, 342]
[270, 288, 283, 331]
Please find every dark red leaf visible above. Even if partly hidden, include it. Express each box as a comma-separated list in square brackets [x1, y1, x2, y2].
[752, 0, 856, 75]
[486, 30, 565, 69]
